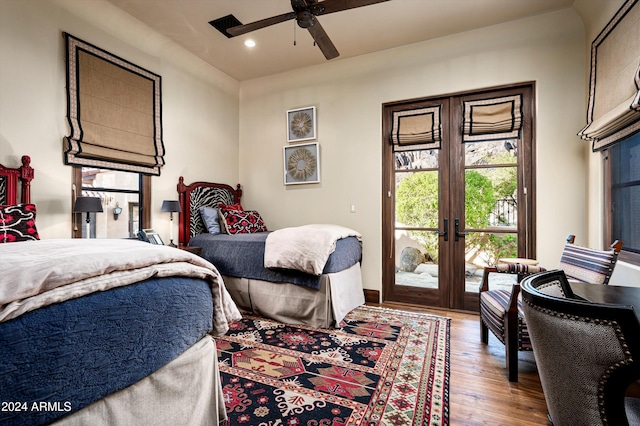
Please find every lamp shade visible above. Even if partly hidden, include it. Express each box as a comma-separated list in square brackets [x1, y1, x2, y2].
[161, 200, 181, 213]
[73, 197, 103, 213]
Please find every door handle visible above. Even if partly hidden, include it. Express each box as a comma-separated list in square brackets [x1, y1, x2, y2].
[454, 218, 468, 242]
[434, 218, 449, 241]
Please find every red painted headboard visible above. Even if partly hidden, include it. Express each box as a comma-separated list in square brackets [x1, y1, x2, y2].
[0, 155, 34, 205]
[176, 176, 242, 245]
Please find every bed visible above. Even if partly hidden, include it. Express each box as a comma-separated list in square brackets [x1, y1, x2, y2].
[0, 158, 241, 426]
[177, 177, 365, 328]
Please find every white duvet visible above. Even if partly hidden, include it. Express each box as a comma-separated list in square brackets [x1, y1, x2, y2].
[0, 239, 241, 336]
[264, 224, 362, 275]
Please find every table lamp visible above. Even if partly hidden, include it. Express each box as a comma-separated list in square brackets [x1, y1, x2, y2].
[161, 200, 181, 247]
[73, 196, 103, 238]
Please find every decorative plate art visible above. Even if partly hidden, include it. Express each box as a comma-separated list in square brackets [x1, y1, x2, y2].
[283, 142, 320, 185]
[287, 106, 316, 142]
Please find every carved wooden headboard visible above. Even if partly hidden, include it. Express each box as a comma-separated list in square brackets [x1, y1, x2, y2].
[176, 177, 242, 245]
[0, 156, 34, 205]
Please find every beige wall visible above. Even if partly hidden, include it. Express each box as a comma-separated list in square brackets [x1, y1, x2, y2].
[0, 0, 240, 241]
[238, 9, 589, 293]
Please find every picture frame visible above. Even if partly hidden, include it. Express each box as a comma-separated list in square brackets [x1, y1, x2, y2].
[283, 142, 320, 185]
[287, 106, 316, 142]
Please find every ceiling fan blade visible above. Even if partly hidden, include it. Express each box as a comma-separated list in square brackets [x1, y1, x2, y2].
[227, 12, 296, 37]
[313, 0, 390, 16]
[307, 19, 339, 60]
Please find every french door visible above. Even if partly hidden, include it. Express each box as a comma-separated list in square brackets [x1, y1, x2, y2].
[382, 84, 536, 311]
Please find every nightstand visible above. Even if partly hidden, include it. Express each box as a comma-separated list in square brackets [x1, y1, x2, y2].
[178, 245, 202, 256]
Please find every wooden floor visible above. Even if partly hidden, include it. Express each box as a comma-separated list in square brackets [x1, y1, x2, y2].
[371, 302, 551, 426]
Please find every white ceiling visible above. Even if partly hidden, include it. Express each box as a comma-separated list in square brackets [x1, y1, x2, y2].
[105, 0, 575, 81]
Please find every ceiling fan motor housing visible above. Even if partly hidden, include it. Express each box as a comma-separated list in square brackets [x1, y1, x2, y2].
[296, 10, 317, 28]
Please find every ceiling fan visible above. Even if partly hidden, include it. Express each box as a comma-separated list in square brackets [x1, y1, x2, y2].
[226, 0, 391, 60]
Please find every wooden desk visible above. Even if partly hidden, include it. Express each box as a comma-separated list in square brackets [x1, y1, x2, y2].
[570, 281, 640, 321]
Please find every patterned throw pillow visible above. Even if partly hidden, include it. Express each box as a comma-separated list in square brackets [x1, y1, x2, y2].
[220, 209, 268, 234]
[0, 204, 40, 243]
[217, 203, 245, 234]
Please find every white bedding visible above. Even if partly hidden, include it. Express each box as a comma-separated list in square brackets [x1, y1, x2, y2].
[52, 336, 226, 426]
[264, 224, 362, 275]
[0, 239, 241, 336]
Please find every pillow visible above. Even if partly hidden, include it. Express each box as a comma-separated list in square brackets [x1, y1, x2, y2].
[220, 209, 268, 234]
[218, 202, 243, 212]
[199, 206, 221, 234]
[217, 203, 245, 234]
[0, 204, 40, 243]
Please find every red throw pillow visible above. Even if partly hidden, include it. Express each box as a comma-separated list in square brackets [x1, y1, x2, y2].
[0, 204, 40, 243]
[218, 202, 244, 211]
[221, 209, 267, 234]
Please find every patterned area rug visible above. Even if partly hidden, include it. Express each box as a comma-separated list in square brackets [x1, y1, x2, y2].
[216, 305, 450, 425]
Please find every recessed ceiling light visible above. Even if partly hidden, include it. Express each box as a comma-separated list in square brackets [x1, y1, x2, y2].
[244, 39, 256, 48]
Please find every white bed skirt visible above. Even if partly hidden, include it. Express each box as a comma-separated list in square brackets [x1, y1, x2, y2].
[223, 262, 365, 328]
[52, 336, 226, 426]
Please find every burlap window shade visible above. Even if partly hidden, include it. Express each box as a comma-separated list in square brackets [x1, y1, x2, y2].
[390, 106, 442, 151]
[578, 0, 640, 152]
[462, 95, 523, 142]
[63, 33, 165, 175]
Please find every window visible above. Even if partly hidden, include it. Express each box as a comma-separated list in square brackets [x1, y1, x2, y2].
[605, 131, 640, 263]
[72, 167, 150, 238]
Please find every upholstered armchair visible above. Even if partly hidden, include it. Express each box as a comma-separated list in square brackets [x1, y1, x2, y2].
[479, 235, 623, 382]
[521, 270, 640, 426]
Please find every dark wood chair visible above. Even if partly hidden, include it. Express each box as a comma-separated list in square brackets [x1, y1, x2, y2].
[479, 235, 623, 382]
[521, 270, 640, 425]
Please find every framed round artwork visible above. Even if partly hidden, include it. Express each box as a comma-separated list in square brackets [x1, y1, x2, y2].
[287, 106, 316, 142]
[283, 142, 320, 185]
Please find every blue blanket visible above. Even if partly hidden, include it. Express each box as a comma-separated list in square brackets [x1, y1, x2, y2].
[189, 232, 362, 290]
[0, 276, 213, 426]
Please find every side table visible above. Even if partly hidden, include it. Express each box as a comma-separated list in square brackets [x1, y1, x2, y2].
[178, 245, 202, 256]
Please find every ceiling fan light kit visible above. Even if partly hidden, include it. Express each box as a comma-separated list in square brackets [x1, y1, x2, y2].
[212, 0, 391, 60]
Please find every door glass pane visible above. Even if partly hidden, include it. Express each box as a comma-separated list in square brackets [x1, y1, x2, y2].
[395, 169, 439, 288]
[395, 149, 439, 170]
[465, 140, 517, 166]
[395, 171, 439, 228]
[465, 168, 517, 229]
[395, 170, 439, 289]
[395, 230, 439, 288]
[464, 139, 519, 293]
[466, 232, 518, 292]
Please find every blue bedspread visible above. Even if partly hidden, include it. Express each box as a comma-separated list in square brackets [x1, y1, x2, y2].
[0, 276, 213, 426]
[189, 232, 362, 290]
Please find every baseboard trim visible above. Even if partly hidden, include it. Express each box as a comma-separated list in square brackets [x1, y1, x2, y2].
[363, 289, 380, 304]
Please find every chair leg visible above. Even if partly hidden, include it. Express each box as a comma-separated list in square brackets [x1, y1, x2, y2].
[505, 313, 519, 382]
[506, 339, 518, 382]
[480, 319, 489, 344]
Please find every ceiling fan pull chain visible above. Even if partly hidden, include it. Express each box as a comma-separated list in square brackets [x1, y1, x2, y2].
[293, 20, 297, 46]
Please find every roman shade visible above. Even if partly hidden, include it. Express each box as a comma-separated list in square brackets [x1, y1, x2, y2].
[462, 95, 523, 142]
[390, 106, 442, 151]
[578, 0, 640, 151]
[63, 33, 165, 175]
